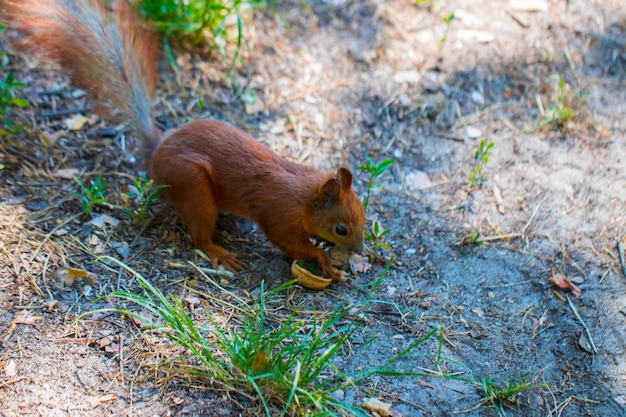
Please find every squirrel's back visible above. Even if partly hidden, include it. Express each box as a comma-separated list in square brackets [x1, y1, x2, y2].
[3, 0, 161, 160]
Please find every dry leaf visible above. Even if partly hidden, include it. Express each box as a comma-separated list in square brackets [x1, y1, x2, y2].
[362, 398, 393, 417]
[39, 130, 64, 147]
[89, 394, 117, 409]
[89, 215, 120, 228]
[578, 332, 594, 354]
[56, 267, 97, 287]
[53, 168, 80, 179]
[65, 114, 89, 131]
[549, 268, 581, 297]
[350, 254, 371, 273]
[417, 378, 434, 389]
[5, 359, 17, 377]
[99, 336, 114, 349]
[12, 311, 42, 326]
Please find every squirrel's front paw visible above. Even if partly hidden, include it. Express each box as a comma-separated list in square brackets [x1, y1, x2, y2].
[319, 260, 346, 281]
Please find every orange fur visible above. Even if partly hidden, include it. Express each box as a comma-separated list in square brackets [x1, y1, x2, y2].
[3, 0, 365, 279]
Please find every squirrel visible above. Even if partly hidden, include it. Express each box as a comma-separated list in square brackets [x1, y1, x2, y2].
[3, 0, 365, 281]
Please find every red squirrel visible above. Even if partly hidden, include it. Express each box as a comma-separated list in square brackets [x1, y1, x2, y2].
[3, 0, 365, 280]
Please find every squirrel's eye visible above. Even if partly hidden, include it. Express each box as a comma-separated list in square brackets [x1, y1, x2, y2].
[335, 225, 347, 236]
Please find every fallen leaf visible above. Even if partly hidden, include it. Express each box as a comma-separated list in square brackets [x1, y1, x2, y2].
[5, 359, 17, 377]
[99, 336, 114, 349]
[53, 168, 80, 179]
[417, 378, 434, 389]
[185, 296, 201, 306]
[549, 268, 581, 297]
[89, 215, 120, 228]
[361, 398, 393, 417]
[89, 394, 117, 409]
[39, 130, 64, 147]
[88, 234, 102, 246]
[578, 332, 593, 354]
[350, 254, 371, 273]
[113, 242, 129, 258]
[65, 114, 89, 131]
[12, 311, 42, 326]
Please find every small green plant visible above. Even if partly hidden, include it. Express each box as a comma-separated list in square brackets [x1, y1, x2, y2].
[0, 25, 29, 136]
[476, 374, 544, 416]
[86, 259, 440, 416]
[359, 157, 394, 211]
[359, 157, 395, 259]
[535, 74, 587, 130]
[440, 12, 455, 44]
[135, 0, 272, 79]
[123, 173, 167, 224]
[468, 139, 494, 188]
[365, 220, 392, 259]
[455, 231, 483, 247]
[71, 175, 107, 214]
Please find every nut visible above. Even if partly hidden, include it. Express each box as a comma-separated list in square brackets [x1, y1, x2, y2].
[291, 261, 333, 290]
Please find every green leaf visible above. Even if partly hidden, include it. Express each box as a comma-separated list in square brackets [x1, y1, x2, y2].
[8, 97, 28, 107]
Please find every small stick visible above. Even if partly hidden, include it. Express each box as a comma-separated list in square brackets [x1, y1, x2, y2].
[431, 131, 465, 142]
[617, 233, 626, 278]
[119, 334, 124, 384]
[40, 107, 88, 118]
[566, 296, 597, 354]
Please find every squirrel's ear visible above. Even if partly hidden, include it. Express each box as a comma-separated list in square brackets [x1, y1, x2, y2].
[337, 167, 353, 189]
[317, 177, 341, 208]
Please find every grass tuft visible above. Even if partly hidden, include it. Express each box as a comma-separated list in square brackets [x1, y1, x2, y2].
[83, 258, 442, 416]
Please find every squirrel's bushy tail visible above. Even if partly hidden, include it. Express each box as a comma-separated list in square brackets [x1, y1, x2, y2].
[3, 0, 161, 160]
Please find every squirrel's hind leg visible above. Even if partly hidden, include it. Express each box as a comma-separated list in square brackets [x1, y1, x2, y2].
[158, 162, 245, 272]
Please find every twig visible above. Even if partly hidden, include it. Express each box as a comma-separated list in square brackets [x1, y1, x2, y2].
[566, 296, 597, 355]
[522, 195, 549, 235]
[431, 131, 465, 142]
[617, 233, 626, 278]
[0, 377, 31, 389]
[40, 107, 88, 118]
[119, 334, 124, 384]
[480, 233, 522, 242]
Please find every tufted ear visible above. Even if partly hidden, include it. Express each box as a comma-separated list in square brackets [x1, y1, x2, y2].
[336, 167, 353, 189]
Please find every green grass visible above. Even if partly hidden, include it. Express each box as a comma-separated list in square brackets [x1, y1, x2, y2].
[123, 173, 168, 225]
[535, 74, 587, 130]
[475, 374, 546, 416]
[467, 138, 494, 189]
[84, 258, 444, 416]
[136, 0, 270, 44]
[0, 24, 29, 136]
[135, 0, 273, 82]
[71, 175, 108, 215]
[358, 157, 394, 211]
[359, 157, 395, 260]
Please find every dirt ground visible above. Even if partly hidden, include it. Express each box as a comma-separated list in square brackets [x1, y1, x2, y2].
[1, 0, 626, 416]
